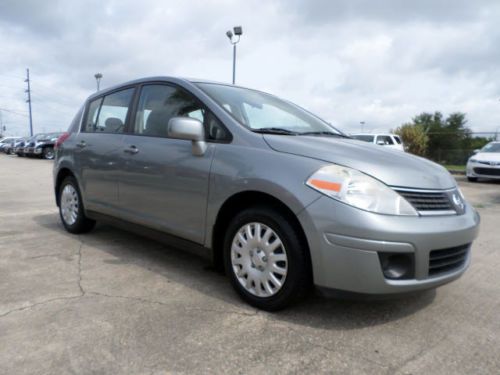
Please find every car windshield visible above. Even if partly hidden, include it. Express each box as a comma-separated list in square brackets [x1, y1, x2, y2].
[35, 134, 48, 140]
[196, 83, 344, 136]
[481, 142, 500, 153]
[352, 135, 374, 142]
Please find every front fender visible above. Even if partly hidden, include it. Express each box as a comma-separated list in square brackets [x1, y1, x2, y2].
[204, 144, 323, 248]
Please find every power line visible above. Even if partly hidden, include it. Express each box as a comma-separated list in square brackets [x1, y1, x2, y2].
[0, 107, 28, 117]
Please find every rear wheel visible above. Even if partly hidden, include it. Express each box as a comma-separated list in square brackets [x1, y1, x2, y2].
[223, 206, 310, 311]
[58, 176, 95, 234]
[467, 176, 478, 182]
[42, 147, 55, 160]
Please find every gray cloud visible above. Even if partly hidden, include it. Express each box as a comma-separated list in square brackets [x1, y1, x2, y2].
[0, 0, 499, 137]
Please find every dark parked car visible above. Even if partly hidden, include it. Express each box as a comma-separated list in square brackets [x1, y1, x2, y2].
[12, 138, 28, 156]
[24, 133, 62, 159]
[15, 137, 31, 157]
[0, 137, 21, 154]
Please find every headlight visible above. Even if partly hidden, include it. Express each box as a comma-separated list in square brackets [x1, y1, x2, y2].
[306, 165, 418, 216]
[468, 158, 477, 163]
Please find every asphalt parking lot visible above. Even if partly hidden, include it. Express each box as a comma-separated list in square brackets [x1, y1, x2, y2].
[0, 155, 499, 375]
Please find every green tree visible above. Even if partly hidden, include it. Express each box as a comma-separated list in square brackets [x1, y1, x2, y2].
[393, 123, 428, 156]
[406, 111, 473, 164]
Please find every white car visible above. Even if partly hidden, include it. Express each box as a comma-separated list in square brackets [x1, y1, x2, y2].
[466, 141, 500, 182]
[351, 133, 405, 152]
[0, 137, 21, 154]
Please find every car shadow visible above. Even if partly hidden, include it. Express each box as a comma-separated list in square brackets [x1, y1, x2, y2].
[33, 213, 436, 330]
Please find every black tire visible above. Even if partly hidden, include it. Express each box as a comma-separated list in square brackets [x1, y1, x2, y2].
[223, 206, 311, 311]
[16, 152, 24, 157]
[58, 176, 96, 234]
[42, 147, 55, 160]
[467, 177, 478, 182]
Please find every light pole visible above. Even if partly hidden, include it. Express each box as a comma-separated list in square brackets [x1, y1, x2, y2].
[94, 73, 103, 91]
[360, 121, 365, 132]
[226, 26, 243, 85]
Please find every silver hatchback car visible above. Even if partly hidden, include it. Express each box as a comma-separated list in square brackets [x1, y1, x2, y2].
[54, 77, 480, 310]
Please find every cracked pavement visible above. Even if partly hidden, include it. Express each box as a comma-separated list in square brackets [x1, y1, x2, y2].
[0, 156, 499, 374]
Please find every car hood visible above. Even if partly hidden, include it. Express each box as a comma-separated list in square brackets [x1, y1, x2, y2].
[472, 152, 500, 162]
[263, 135, 456, 189]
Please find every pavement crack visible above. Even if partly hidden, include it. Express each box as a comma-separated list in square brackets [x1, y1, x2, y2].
[387, 333, 449, 374]
[86, 291, 258, 317]
[27, 253, 65, 260]
[0, 295, 82, 318]
[76, 237, 85, 296]
[271, 321, 391, 370]
[0, 237, 88, 319]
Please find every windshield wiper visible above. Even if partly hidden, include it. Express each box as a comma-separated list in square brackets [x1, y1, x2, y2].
[299, 131, 351, 138]
[252, 127, 299, 135]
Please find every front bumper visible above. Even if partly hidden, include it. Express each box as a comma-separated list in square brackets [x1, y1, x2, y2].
[466, 161, 500, 179]
[298, 196, 480, 294]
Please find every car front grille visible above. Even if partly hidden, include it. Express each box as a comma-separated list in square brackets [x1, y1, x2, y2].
[428, 244, 470, 277]
[473, 167, 500, 176]
[394, 189, 454, 213]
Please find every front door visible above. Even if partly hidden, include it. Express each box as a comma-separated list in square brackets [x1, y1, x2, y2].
[118, 84, 217, 244]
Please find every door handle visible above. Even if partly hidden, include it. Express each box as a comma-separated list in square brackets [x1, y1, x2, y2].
[124, 145, 139, 154]
[76, 141, 87, 148]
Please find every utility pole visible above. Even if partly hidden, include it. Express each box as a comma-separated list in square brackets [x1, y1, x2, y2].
[25, 68, 34, 136]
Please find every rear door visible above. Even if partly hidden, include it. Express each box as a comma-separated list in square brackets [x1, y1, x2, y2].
[75, 87, 135, 215]
[118, 83, 225, 244]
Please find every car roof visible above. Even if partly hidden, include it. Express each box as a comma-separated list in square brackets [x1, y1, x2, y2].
[85, 76, 251, 101]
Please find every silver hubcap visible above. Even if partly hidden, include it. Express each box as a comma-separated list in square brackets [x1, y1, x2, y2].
[45, 149, 54, 159]
[231, 222, 288, 298]
[60, 184, 79, 225]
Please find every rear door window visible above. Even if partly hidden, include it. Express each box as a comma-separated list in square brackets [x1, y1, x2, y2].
[83, 88, 134, 133]
[393, 135, 402, 144]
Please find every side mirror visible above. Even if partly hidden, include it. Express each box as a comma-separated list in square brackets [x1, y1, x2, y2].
[167, 117, 207, 156]
[472, 149, 480, 154]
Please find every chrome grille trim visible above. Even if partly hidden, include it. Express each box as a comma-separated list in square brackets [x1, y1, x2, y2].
[392, 187, 458, 215]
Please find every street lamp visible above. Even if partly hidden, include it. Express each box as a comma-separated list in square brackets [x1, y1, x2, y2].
[94, 73, 103, 91]
[360, 121, 365, 132]
[226, 26, 243, 85]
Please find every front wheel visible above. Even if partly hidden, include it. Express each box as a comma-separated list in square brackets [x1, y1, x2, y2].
[58, 176, 95, 234]
[467, 176, 478, 182]
[42, 147, 55, 160]
[223, 206, 310, 311]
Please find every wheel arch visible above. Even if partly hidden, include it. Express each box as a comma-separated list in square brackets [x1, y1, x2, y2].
[211, 190, 312, 277]
[55, 168, 76, 206]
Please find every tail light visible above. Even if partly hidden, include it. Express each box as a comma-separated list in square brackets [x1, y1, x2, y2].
[55, 132, 70, 149]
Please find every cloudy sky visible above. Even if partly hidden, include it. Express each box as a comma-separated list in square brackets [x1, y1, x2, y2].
[1, 0, 499, 136]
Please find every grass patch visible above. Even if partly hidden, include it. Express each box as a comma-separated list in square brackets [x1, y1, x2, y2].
[442, 164, 466, 172]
